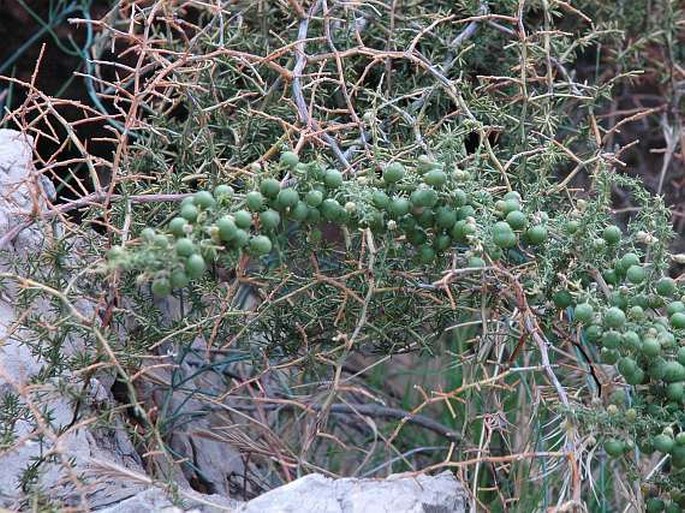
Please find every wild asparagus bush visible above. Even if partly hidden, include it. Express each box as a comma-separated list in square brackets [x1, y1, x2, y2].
[3, 0, 683, 510]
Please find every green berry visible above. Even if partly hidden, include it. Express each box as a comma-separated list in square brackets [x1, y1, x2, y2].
[416, 154, 437, 173]
[290, 201, 309, 221]
[410, 188, 438, 208]
[280, 151, 299, 167]
[628, 305, 645, 320]
[502, 191, 520, 202]
[646, 499, 666, 513]
[603, 269, 619, 285]
[260, 209, 281, 230]
[276, 188, 299, 208]
[656, 277, 677, 297]
[641, 337, 661, 357]
[321, 199, 343, 221]
[600, 348, 619, 364]
[592, 238, 606, 251]
[305, 189, 324, 207]
[245, 191, 265, 211]
[619, 252, 641, 270]
[667, 301, 685, 316]
[501, 198, 521, 215]
[307, 207, 321, 224]
[492, 221, 517, 248]
[372, 190, 390, 209]
[526, 225, 548, 245]
[413, 208, 434, 229]
[180, 203, 199, 222]
[452, 189, 468, 207]
[175, 238, 196, 257]
[622, 331, 640, 350]
[648, 293, 665, 308]
[435, 207, 457, 230]
[625, 408, 638, 422]
[505, 210, 527, 230]
[416, 245, 436, 264]
[574, 303, 594, 323]
[667, 382, 685, 402]
[626, 265, 646, 284]
[649, 358, 668, 380]
[232, 229, 249, 248]
[653, 434, 675, 454]
[604, 307, 627, 329]
[383, 162, 405, 184]
[618, 357, 637, 377]
[603, 438, 624, 457]
[185, 254, 206, 279]
[552, 289, 573, 309]
[449, 220, 466, 241]
[390, 197, 411, 217]
[664, 361, 685, 382]
[585, 324, 603, 342]
[407, 229, 428, 246]
[467, 256, 486, 268]
[672, 445, 685, 468]
[434, 234, 452, 251]
[457, 205, 476, 220]
[168, 217, 188, 237]
[249, 235, 273, 255]
[151, 278, 171, 297]
[193, 190, 216, 209]
[323, 169, 343, 188]
[424, 169, 447, 188]
[659, 331, 676, 348]
[565, 220, 580, 234]
[630, 293, 649, 308]
[141, 227, 156, 242]
[625, 368, 645, 385]
[260, 178, 281, 199]
[154, 234, 169, 249]
[169, 270, 189, 289]
[602, 225, 622, 244]
[664, 503, 680, 513]
[234, 210, 252, 229]
[671, 312, 685, 329]
[487, 246, 503, 261]
[217, 217, 237, 242]
[601, 330, 622, 349]
[214, 184, 234, 199]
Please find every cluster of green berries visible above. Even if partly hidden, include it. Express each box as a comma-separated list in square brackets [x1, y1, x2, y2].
[604, 424, 685, 511]
[551, 241, 684, 498]
[558, 258, 684, 394]
[110, 151, 562, 297]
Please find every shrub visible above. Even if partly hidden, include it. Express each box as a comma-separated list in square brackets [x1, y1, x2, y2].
[2, 0, 683, 510]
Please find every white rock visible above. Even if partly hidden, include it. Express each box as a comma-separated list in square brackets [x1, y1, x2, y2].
[0, 129, 145, 509]
[236, 471, 465, 513]
[96, 472, 464, 513]
[95, 487, 238, 513]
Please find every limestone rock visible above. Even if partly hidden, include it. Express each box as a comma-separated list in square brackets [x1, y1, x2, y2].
[97, 472, 465, 513]
[0, 129, 145, 509]
[236, 471, 465, 513]
[92, 487, 238, 513]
